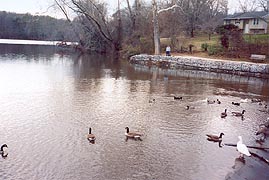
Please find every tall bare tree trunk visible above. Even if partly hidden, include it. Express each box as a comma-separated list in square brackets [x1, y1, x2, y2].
[152, 0, 161, 55]
[116, 0, 122, 51]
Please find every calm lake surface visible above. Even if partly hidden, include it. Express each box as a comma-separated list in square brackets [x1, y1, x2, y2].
[0, 44, 268, 180]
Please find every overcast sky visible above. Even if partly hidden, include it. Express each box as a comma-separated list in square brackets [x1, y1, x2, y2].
[0, 0, 247, 19]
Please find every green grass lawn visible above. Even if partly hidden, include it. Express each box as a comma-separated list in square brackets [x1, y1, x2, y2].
[243, 34, 269, 44]
[161, 34, 269, 52]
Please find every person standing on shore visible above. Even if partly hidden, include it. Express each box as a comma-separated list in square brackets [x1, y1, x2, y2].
[166, 46, 171, 56]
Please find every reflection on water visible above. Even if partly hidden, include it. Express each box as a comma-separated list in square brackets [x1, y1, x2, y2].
[0, 44, 268, 180]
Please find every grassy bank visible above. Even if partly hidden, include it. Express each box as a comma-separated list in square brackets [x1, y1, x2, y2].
[161, 34, 269, 52]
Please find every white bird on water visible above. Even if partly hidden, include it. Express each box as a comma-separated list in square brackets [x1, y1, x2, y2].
[237, 136, 251, 158]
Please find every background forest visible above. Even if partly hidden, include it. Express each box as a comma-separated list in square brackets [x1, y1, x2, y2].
[0, 11, 76, 41]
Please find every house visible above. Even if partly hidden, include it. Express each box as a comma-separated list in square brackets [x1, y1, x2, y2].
[224, 11, 269, 34]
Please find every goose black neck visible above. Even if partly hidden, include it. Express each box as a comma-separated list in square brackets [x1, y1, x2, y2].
[89, 128, 92, 134]
[126, 127, 129, 133]
[219, 133, 224, 138]
[1, 144, 7, 151]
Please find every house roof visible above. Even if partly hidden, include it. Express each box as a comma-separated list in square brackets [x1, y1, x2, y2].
[224, 11, 269, 20]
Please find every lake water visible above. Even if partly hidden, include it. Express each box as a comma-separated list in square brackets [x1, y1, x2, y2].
[0, 44, 268, 180]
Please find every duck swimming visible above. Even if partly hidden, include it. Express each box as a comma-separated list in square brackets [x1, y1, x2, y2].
[186, 105, 195, 110]
[206, 133, 224, 142]
[207, 99, 215, 104]
[174, 96, 182, 100]
[232, 102, 240, 106]
[125, 127, 142, 140]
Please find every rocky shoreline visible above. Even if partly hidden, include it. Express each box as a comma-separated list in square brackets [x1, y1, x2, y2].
[129, 55, 269, 78]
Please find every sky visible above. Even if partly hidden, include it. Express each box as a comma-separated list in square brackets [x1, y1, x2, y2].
[0, 0, 250, 19]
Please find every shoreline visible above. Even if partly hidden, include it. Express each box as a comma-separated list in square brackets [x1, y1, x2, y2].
[129, 54, 269, 79]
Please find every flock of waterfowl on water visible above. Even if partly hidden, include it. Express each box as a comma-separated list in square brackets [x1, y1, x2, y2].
[203, 97, 269, 161]
[153, 96, 269, 161]
[1, 96, 268, 163]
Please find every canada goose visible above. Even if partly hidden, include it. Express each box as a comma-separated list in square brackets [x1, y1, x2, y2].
[174, 96, 182, 100]
[217, 99, 221, 104]
[0, 144, 8, 153]
[206, 133, 224, 142]
[256, 125, 268, 140]
[232, 110, 246, 117]
[149, 99, 155, 103]
[207, 99, 215, 104]
[221, 109, 227, 118]
[87, 128, 95, 142]
[125, 127, 142, 140]
[237, 136, 251, 158]
[232, 102, 240, 106]
[186, 105, 195, 110]
[0, 144, 8, 157]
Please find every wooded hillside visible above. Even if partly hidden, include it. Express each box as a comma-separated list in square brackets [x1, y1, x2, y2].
[0, 11, 76, 41]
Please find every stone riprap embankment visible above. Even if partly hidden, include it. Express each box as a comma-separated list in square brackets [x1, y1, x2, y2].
[129, 55, 269, 78]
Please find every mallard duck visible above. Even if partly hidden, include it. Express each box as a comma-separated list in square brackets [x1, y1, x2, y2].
[174, 96, 182, 100]
[232, 110, 245, 117]
[217, 99, 221, 104]
[125, 127, 142, 139]
[207, 99, 215, 104]
[87, 128, 95, 141]
[251, 98, 261, 103]
[221, 109, 227, 118]
[237, 136, 251, 158]
[232, 102, 240, 106]
[186, 105, 195, 110]
[206, 133, 224, 142]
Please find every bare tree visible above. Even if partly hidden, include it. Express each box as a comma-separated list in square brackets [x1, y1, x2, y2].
[54, 0, 122, 51]
[238, 0, 259, 12]
[152, 0, 180, 55]
[258, 0, 269, 11]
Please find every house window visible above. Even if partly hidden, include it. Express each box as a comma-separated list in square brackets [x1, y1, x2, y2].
[253, 18, 259, 25]
[235, 20, 240, 24]
[226, 20, 231, 24]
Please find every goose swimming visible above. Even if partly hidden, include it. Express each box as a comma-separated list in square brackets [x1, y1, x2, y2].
[125, 127, 142, 140]
[206, 133, 224, 142]
[0, 144, 8, 157]
[232, 110, 245, 117]
[256, 125, 268, 140]
[87, 128, 96, 142]
[221, 109, 227, 118]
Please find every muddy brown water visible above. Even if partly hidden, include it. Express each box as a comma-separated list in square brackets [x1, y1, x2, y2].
[0, 44, 268, 180]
